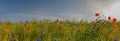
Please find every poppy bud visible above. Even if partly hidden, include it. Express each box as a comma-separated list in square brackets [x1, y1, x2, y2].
[95, 13, 99, 17]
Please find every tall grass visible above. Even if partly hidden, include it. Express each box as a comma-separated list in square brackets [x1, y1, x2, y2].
[0, 19, 119, 41]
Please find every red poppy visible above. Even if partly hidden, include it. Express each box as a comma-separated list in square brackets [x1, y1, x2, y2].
[95, 13, 99, 17]
[81, 27, 85, 31]
[4, 24, 9, 30]
[28, 26, 31, 31]
[59, 25, 64, 29]
[112, 18, 117, 23]
[56, 19, 60, 23]
[108, 16, 111, 20]
[109, 35, 114, 39]
[115, 25, 118, 31]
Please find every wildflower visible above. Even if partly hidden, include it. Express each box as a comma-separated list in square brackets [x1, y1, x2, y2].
[11, 37, 14, 41]
[95, 12, 99, 17]
[78, 29, 80, 32]
[109, 35, 114, 39]
[115, 25, 118, 31]
[24, 23, 27, 26]
[56, 19, 60, 23]
[4, 24, 9, 30]
[28, 26, 31, 31]
[108, 16, 111, 20]
[59, 25, 64, 29]
[81, 27, 85, 31]
[53, 38, 58, 41]
[36, 39, 41, 41]
[112, 18, 117, 23]
[114, 38, 118, 41]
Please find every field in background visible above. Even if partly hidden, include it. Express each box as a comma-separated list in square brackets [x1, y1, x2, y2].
[0, 20, 120, 41]
[0, 13, 119, 41]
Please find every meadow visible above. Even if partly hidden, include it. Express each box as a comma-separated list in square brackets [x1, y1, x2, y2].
[0, 13, 119, 41]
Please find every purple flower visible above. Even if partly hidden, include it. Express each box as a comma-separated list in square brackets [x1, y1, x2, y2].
[114, 38, 118, 41]
[36, 39, 41, 41]
[53, 38, 58, 41]
[11, 38, 14, 41]
[78, 29, 80, 32]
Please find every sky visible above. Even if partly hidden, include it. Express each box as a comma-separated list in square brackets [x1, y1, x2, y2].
[0, 0, 119, 22]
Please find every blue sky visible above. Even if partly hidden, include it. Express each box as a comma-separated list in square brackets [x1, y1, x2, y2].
[0, 0, 90, 22]
[0, 0, 117, 22]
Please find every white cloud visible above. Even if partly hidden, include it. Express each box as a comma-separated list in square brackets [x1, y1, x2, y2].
[103, 1, 120, 20]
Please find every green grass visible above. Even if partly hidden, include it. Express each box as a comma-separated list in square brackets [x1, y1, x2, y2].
[0, 20, 120, 41]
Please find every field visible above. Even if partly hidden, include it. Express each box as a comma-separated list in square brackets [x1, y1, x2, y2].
[0, 19, 119, 41]
[0, 14, 119, 41]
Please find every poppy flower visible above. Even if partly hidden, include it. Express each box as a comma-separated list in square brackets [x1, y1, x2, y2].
[56, 19, 60, 23]
[28, 26, 31, 31]
[95, 13, 99, 17]
[109, 35, 114, 39]
[112, 18, 117, 23]
[81, 27, 85, 31]
[4, 24, 9, 30]
[59, 25, 64, 29]
[115, 25, 118, 31]
[108, 16, 111, 20]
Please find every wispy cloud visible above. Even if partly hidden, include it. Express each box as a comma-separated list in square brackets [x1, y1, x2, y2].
[2, 0, 119, 22]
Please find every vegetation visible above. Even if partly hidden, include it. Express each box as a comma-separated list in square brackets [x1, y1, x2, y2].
[0, 13, 119, 41]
